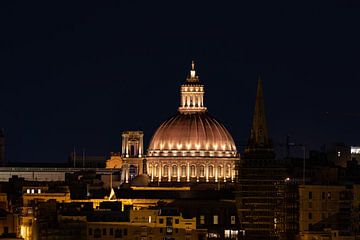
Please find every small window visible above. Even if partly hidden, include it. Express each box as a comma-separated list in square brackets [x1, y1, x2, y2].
[213, 215, 218, 225]
[308, 191, 312, 200]
[26, 189, 30, 194]
[338, 151, 341, 157]
[200, 215, 205, 224]
[88, 228, 93, 235]
[327, 192, 331, 200]
[109, 228, 113, 235]
[175, 219, 179, 224]
[103, 228, 106, 235]
[231, 216, 236, 225]
[123, 228, 127, 236]
[159, 218, 164, 224]
[94, 228, 101, 238]
[308, 212, 312, 219]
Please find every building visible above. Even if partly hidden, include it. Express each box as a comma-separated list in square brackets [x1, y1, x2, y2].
[237, 78, 287, 240]
[146, 61, 239, 184]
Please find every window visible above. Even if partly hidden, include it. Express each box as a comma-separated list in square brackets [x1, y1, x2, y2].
[200, 215, 205, 224]
[322, 192, 325, 199]
[160, 228, 163, 233]
[226, 164, 231, 177]
[327, 192, 331, 200]
[338, 151, 341, 157]
[209, 165, 214, 177]
[175, 219, 179, 224]
[309, 202, 312, 208]
[231, 216, 236, 225]
[124, 228, 127, 236]
[154, 165, 159, 177]
[3, 227, 8, 234]
[218, 165, 223, 177]
[88, 228, 93, 235]
[26, 189, 30, 194]
[213, 215, 218, 225]
[200, 165, 205, 177]
[181, 165, 186, 177]
[308, 212, 312, 219]
[190, 165, 196, 177]
[159, 218, 164, 224]
[163, 165, 168, 177]
[172, 165, 178, 177]
[38, 189, 41, 194]
[114, 229, 122, 238]
[103, 228, 107, 235]
[148, 216, 152, 223]
[109, 228, 113, 235]
[308, 191, 312, 200]
[94, 228, 101, 238]
[175, 228, 178, 233]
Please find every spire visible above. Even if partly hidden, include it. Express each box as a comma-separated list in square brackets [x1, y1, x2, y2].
[245, 76, 273, 154]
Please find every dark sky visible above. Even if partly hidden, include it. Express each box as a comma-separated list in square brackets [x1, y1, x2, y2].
[1, 1, 360, 163]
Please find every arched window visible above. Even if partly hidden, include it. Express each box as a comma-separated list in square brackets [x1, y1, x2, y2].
[208, 165, 214, 177]
[172, 165, 178, 177]
[226, 164, 231, 177]
[217, 165, 223, 177]
[154, 165, 159, 177]
[200, 165, 205, 177]
[181, 165, 187, 177]
[163, 165, 168, 177]
[190, 165, 196, 177]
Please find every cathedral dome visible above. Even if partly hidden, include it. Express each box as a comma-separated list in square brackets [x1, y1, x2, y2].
[147, 112, 237, 158]
[147, 61, 237, 158]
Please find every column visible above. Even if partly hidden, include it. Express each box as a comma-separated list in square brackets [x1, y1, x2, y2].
[215, 164, 218, 182]
[168, 164, 171, 182]
[125, 163, 129, 183]
[187, 162, 190, 182]
[205, 163, 208, 182]
[223, 162, 226, 182]
[158, 162, 162, 183]
[231, 164, 235, 182]
[151, 163, 154, 182]
[177, 164, 180, 182]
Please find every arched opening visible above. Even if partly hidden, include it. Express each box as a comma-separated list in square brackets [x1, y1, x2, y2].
[190, 165, 196, 177]
[172, 165, 178, 177]
[163, 165, 168, 177]
[130, 145, 136, 156]
[217, 165, 223, 178]
[208, 165, 214, 177]
[181, 165, 186, 177]
[154, 165, 159, 177]
[226, 164, 231, 177]
[199, 165, 205, 177]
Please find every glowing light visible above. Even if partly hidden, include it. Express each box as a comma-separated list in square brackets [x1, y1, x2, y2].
[176, 143, 182, 150]
[195, 143, 201, 150]
[186, 143, 191, 150]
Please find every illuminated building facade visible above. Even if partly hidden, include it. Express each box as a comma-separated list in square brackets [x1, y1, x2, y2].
[146, 62, 239, 183]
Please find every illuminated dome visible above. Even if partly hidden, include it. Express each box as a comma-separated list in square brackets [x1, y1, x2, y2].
[147, 112, 237, 157]
[147, 61, 237, 158]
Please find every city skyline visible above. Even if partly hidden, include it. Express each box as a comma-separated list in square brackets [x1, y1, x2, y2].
[1, 1, 360, 162]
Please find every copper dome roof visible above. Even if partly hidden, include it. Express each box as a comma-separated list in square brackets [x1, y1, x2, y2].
[147, 112, 237, 158]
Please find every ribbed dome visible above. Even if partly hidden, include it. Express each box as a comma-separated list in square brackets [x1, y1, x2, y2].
[147, 112, 237, 157]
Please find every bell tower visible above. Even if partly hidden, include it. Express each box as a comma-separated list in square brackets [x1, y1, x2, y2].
[178, 61, 207, 114]
[121, 131, 144, 158]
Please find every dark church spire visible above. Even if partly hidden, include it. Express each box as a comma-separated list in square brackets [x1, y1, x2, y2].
[245, 76, 274, 156]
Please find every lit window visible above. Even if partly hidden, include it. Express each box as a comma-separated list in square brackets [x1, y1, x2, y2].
[181, 165, 186, 177]
[231, 216, 236, 225]
[213, 215, 218, 225]
[190, 165, 196, 177]
[163, 165, 168, 177]
[200, 215, 205, 224]
[172, 165, 177, 177]
[217, 166, 223, 177]
[209, 165, 214, 177]
[338, 151, 341, 157]
[224, 230, 230, 238]
[26, 189, 30, 194]
[148, 216, 152, 223]
[31, 189, 34, 194]
[200, 165, 205, 177]
[38, 189, 41, 194]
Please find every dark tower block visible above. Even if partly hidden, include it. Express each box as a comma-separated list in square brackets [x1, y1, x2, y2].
[0, 129, 5, 166]
[237, 77, 287, 240]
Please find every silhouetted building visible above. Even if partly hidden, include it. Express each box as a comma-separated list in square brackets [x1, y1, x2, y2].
[237, 78, 286, 240]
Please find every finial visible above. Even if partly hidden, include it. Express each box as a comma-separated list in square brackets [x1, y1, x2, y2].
[190, 60, 196, 79]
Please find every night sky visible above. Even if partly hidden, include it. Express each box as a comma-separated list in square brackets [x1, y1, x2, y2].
[1, 1, 360, 163]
